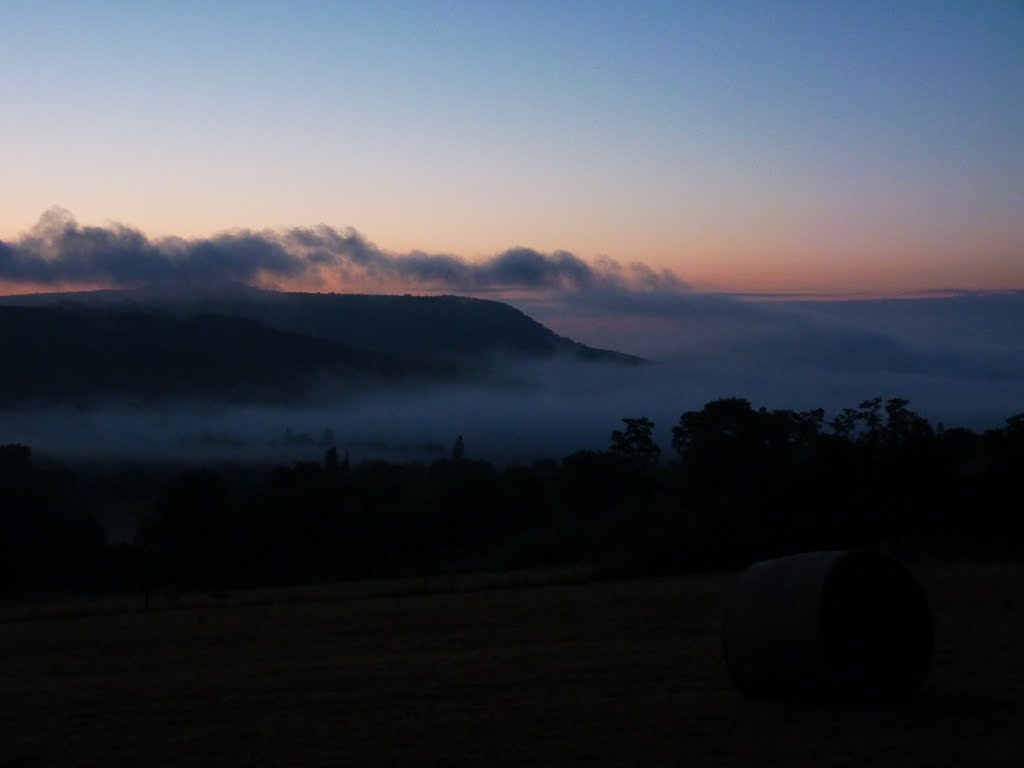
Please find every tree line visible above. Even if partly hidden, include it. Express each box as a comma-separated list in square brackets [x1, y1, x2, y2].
[1, 396, 1022, 597]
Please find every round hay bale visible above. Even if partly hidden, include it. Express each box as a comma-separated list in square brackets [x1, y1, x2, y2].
[722, 550, 933, 702]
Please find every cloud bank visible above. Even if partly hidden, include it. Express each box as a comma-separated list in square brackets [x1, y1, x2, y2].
[0, 208, 685, 296]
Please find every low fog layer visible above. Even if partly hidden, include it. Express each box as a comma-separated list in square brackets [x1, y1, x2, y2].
[4, 349, 1020, 465]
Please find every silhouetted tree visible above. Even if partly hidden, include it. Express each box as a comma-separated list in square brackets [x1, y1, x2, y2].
[858, 397, 884, 442]
[0, 443, 105, 592]
[610, 417, 661, 469]
[137, 469, 234, 590]
[8, 392, 1024, 595]
[883, 398, 933, 446]
[325, 445, 340, 474]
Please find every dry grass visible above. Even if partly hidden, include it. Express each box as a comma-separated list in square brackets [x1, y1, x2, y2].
[1, 560, 1021, 767]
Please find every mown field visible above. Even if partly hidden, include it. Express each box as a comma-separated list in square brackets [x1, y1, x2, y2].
[1, 560, 1021, 767]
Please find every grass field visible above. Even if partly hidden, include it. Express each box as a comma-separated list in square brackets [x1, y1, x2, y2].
[1, 560, 1021, 767]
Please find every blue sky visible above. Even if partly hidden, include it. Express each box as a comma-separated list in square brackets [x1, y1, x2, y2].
[2, 1, 1023, 292]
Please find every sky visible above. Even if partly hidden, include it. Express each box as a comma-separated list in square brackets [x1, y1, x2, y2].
[3, 1, 1023, 294]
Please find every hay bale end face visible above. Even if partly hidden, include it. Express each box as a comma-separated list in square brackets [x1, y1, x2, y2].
[722, 551, 933, 702]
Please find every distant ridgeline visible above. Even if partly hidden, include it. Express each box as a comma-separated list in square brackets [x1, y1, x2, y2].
[0, 289, 642, 406]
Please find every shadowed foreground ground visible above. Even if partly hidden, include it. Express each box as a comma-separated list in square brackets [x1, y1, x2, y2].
[1, 561, 1021, 766]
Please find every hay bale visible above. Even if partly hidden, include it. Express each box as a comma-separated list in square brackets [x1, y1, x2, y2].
[722, 550, 933, 701]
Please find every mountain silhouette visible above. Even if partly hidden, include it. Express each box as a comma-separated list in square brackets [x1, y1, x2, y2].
[0, 289, 642, 406]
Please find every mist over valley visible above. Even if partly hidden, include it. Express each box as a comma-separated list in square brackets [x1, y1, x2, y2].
[2, 284, 1021, 464]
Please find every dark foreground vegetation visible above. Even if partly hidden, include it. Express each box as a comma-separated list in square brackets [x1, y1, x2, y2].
[2, 396, 1021, 598]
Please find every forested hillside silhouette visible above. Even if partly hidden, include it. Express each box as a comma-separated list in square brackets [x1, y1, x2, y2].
[0, 292, 641, 407]
[1, 397, 1021, 596]
[0, 305, 458, 405]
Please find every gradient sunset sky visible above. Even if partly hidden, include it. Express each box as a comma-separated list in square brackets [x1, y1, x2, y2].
[3, 1, 1022, 294]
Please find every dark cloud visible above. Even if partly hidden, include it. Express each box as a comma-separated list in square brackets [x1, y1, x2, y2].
[479, 248, 594, 289]
[0, 208, 687, 295]
[2, 208, 304, 287]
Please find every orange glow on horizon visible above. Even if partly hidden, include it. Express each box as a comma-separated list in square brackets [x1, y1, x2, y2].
[3, 212, 1024, 300]
[3, 196, 1023, 298]
[0, 279, 116, 297]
